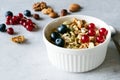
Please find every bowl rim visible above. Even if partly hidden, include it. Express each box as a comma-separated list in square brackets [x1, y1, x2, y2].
[43, 15, 111, 51]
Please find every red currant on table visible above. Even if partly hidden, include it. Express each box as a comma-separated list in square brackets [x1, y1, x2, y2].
[81, 35, 89, 43]
[88, 29, 96, 36]
[99, 28, 108, 36]
[96, 36, 105, 43]
[7, 27, 14, 35]
[88, 23, 96, 30]
[26, 25, 34, 31]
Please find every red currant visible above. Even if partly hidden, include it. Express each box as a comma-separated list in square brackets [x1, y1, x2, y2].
[99, 28, 108, 36]
[7, 27, 14, 35]
[88, 23, 96, 30]
[96, 36, 105, 43]
[18, 13, 23, 18]
[81, 35, 89, 43]
[6, 20, 10, 25]
[88, 29, 96, 36]
[26, 25, 34, 31]
[6, 16, 12, 20]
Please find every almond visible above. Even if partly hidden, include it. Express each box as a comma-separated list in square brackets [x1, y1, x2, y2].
[49, 12, 58, 18]
[69, 3, 81, 12]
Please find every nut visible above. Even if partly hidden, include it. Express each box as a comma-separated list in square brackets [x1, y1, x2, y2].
[33, 2, 47, 11]
[61, 9, 68, 16]
[33, 14, 40, 20]
[49, 12, 59, 18]
[42, 7, 54, 14]
[11, 35, 25, 43]
[69, 3, 81, 12]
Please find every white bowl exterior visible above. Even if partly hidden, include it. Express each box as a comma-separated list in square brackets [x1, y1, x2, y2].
[43, 15, 111, 72]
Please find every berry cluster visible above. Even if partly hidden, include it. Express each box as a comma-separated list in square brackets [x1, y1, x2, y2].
[81, 23, 108, 43]
[5, 10, 37, 32]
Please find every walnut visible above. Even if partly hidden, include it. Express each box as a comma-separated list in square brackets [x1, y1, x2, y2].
[11, 36, 25, 43]
[33, 2, 47, 11]
[42, 7, 54, 14]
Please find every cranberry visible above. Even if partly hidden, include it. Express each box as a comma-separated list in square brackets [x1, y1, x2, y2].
[96, 36, 105, 43]
[7, 27, 14, 35]
[81, 35, 89, 43]
[26, 25, 34, 31]
[22, 22, 27, 27]
[99, 28, 108, 36]
[88, 29, 96, 36]
[88, 23, 96, 30]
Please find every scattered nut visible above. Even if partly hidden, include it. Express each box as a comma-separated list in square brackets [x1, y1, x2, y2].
[42, 7, 54, 14]
[61, 9, 68, 16]
[49, 12, 59, 18]
[11, 35, 25, 43]
[69, 3, 81, 12]
[33, 14, 40, 20]
[33, 2, 47, 11]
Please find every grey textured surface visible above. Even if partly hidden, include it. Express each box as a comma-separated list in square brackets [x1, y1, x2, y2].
[0, 0, 120, 80]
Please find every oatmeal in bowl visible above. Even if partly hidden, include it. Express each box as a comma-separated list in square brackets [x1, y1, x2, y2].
[43, 15, 111, 72]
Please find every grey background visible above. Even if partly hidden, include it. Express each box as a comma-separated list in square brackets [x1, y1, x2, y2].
[0, 0, 120, 80]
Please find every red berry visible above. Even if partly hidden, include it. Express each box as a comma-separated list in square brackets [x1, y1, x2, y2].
[7, 27, 14, 35]
[6, 16, 12, 20]
[99, 28, 108, 36]
[26, 25, 34, 31]
[18, 13, 23, 18]
[88, 23, 96, 30]
[22, 22, 27, 27]
[81, 35, 89, 43]
[96, 36, 105, 43]
[6, 20, 10, 25]
[88, 29, 96, 36]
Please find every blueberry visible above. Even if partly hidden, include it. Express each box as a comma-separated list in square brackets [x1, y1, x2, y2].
[55, 38, 65, 47]
[24, 10, 31, 17]
[50, 32, 61, 41]
[5, 11, 13, 17]
[0, 24, 6, 32]
[57, 24, 68, 34]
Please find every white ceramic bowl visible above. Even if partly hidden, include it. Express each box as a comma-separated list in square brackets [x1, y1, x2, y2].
[43, 15, 111, 72]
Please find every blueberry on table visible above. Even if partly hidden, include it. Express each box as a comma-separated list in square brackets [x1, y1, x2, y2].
[50, 32, 61, 41]
[55, 38, 65, 47]
[57, 24, 68, 34]
[24, 10, 32, 17]
[0, 24, 6, 32]
[5, 11, 13, 17]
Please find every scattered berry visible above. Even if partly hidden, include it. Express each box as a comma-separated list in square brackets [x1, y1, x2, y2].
[0, 24, 6, 32]
[55, 38, 65, 47]
[5, 11, 13, 17]
[88, 23, 95, 30]
[7, 27, 14, 35]
[24, 10, 32, 17]
[50, 32, 61, 41]
[99, 28, 108, 36]
[57, 24, 68, 34]
[88, 29, 96, 36]
[96, 36, 105, 43]
[81, 35, 89, 43]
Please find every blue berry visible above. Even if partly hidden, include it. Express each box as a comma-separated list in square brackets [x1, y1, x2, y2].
[24, 10, 31, 17]
[57, 24, 68, 34]
[55, 38, 65, 47]
[5, 11, 13, 17]
[0, 24, 6, 32]
[50, 32, 61, 41]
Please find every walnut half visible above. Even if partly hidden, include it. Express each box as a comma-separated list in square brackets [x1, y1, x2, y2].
[11, 36, 25, 43]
